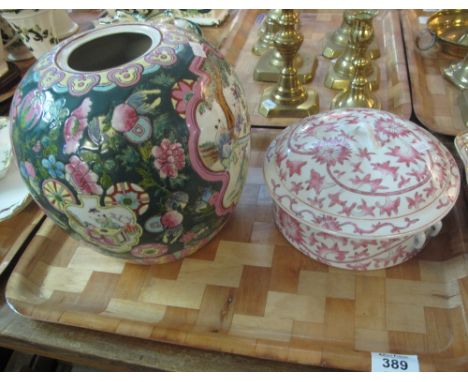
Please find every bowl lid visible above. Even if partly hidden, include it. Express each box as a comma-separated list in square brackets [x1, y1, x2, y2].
[263, 109, 461, 239]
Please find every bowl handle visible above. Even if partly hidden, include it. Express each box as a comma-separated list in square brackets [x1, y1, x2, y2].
[413, 231, 427, 250]
[427, 221, 443, 238]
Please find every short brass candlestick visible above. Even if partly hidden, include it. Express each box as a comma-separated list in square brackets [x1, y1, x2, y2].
[324, 11, 379, 91]
[331, 19, 380, 110]
[259, 10, 319, 118]
[323, 10, 380, 60]
[252, 10, 281, 56]
[443, 54, 468, 90]
[254, 10, 317, 83]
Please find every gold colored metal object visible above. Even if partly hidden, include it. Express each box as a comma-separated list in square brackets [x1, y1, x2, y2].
[324, 11, 379, 91]
[323, 10, 380, 60]
[458, 89, 468, 129]
[258, 10, 319, 118]
[331, 19, 380, 110]
[427, 9, 468, 58]
[443, 54, 468, 90]
[252, 10, 281, 56]
[254, 10, 317, 83]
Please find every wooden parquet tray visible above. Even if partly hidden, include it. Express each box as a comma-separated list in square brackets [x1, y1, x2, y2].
[5, 128, 468, 371]
[401, 10, 467, 136]
[232, 10, 412, 128]
[0, 203, 44, 277]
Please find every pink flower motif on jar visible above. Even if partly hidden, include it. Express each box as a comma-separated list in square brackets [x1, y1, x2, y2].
[171, 79, 194, 114]
[111, 103, 138, 132]
[17, 89, 43, 131]
[144, 46, 177, 66]
[152, 138, 185, 179]
[24, 161, 36, 178]
[161, 210, 183, 229]
[65, 155, 103, 195]
[63, 98, 92, 154]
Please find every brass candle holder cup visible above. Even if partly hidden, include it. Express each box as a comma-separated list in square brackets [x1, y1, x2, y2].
[324, 10, 379, 91]
[258, 10, 319, 118]
[323, 9, 380, 60]
[252, 10, 281, 56]
[254, 10, 317, 83]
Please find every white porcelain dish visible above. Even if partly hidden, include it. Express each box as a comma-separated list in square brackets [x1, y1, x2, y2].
[0, 117, 12, 180]
[264, 109, 460, 270]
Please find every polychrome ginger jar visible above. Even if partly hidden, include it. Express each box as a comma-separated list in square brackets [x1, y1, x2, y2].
[264, 109, 460, 271]
[9, 22, 250, 264]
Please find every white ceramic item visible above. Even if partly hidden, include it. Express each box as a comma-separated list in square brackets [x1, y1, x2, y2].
[53, 10, 79, 40]
[264, 108, 461, 270]
[1, 10, 58, 59]
[0, 117, 12, 180]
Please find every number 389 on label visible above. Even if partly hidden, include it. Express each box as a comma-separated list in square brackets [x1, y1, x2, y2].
[371, 352, 419, 372]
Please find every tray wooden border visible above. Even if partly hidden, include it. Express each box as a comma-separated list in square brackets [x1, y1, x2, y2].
[401, 10, 467, 136]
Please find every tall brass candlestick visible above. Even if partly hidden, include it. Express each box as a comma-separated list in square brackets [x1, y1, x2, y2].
[324, 10, 379, 91]
[254, 10, 316, 83]
[252, 10, 281, 56]
[323, 10, 380, 60]
[331, 19, 380, 110]
[258, 10, 319, 118]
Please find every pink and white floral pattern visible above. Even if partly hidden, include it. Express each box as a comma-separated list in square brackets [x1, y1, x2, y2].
[274, 205, 423, 271]
[264, 108, 460, 239]
[152, 138, 185, 179]
[65, 155, 102, 195]
[63, 98, 92, 154]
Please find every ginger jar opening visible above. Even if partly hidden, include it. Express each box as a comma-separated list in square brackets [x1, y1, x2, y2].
[9, 22, 250, 264]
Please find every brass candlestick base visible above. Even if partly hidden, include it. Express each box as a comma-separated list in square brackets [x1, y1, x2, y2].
[443, 55, 468, 90]
[259, 86, 319, 118]
[331, 85, 380, 109]
[324, 63, 380, 91]
[323, 10, 380, 60]
[254, 49, 317, 83]
[258, 10, 319, 118]
[252, 10, 281, 56]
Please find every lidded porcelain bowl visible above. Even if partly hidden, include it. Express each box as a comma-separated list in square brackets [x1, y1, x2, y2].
[264, 109, 460, 270]
[9, 22, 250, 264]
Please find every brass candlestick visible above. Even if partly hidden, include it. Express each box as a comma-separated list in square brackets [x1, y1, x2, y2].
[254, 10, 317, 83]
[324, 11, 379, 91]
[258, 10, 319, 118]
[331, 19, 380, 110]
[252, 10, 281, 56]
[443, 54, 468, 90]
[323, 10, 380, 60]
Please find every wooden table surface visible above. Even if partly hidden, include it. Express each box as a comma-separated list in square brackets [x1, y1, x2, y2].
[0, 9, 465, 372]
